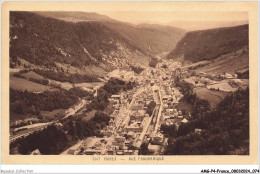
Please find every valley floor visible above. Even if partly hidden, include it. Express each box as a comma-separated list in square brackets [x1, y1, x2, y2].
[9, 59, 249, 155]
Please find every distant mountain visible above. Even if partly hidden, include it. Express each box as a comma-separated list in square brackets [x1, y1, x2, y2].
[35, 11, 115, 23]
[104, 22, 186, 56]
[167, 24, 248, 63]
[10, 11, 186, 76]
[37, 11, 186, 56]
[10, 12, 150, 74]
[166, 20, 248, 31]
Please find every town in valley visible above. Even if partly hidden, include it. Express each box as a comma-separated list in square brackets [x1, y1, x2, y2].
[9, 11, 249, 156]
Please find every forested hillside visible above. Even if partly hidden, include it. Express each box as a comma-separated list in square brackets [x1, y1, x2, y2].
[167, 24, 248, 63]
[36, 11, 186, 57]
[163, 85, 249, 155]
[104, 22, 185, 56]
[10, 12, 149, 71]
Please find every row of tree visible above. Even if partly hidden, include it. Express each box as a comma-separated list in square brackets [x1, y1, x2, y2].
[146, 101, 156, 116]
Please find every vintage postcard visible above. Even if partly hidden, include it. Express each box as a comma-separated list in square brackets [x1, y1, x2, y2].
[1, 1, 258, 164]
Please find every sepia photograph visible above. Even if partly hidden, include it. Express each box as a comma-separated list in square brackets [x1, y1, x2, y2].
[1, 1, 258, 166]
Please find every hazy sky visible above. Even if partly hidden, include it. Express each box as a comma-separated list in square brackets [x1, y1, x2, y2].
[101, 11, 248, 24]
[32, 1, 250, 31]
[99, 11, 248, 30]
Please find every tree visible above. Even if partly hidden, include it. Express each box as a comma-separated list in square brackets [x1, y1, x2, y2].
[146, 101, 156, 116]
[139, 143, 149, 155]
[162, 64, 168, 69]
[149, 58, 159, 68]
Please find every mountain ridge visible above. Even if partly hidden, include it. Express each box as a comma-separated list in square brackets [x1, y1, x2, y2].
[35, 11, 186, 56]
[35, 11, 116, 23]
[10, 11, 151, 76]
[167, 24, 248, 63]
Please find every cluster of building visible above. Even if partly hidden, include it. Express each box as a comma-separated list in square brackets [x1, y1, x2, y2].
[64, 63, 192, 156]
[68, 136, 139, 155]
[74, 84, 158, 155]
[220, 72, 238, 79]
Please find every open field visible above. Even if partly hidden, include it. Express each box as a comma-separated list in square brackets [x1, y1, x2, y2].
[10, 76, 58, 92]
[47, 79, 73, 90]
[194, 47, 249, 75]
[75, 82, 104, 89]
[40, 109, 66, 118]
[20, 71, 45, 80]
[48, 80, 103, 91]
[181, 60, 210, 70]
[13, 122, 51, 132]
[82, 110, 97, 122]
[230, 79, 249, 90]
[194, 87, 229, 108]
[10, 68, 21, 75]
[206, 80, 237, 92]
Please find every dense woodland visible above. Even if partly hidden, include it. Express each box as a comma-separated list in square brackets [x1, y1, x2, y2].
[104, 22, 185, 56]
[149, 57, 159, 68]
[10, 12, 147, 68]
[10, 78, 135, 154]
[10, 111, 110, 154]
[162, 81, 249, 155]
[35, 12, 185, 56]
[167, 24, 248, 63]
[10, 77, 133, 120]
[10, 87, 93, 119]
[176, 80, 211, 118]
